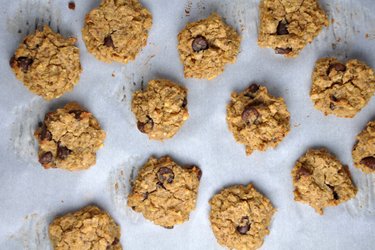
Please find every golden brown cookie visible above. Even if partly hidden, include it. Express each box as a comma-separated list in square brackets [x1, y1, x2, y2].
[10, 25, 81, 100]
[49, 206, 122, 250]
[127, 156, 202, 228]
[209, 184, 276, 250]
[226, 84, 290, 156]
[352, 121, 375, 174]
[177, 13, 241, 80]
[131, 79, 189, 141]
[310, 58, 375, 118]
[292, 148, 357, 215]
[258, 0, 328, 57]
[82, 0, 152, 63]
[35, 103, 106, 171]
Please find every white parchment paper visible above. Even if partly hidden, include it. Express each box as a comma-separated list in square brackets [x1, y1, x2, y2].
[1, 0, 375, 249]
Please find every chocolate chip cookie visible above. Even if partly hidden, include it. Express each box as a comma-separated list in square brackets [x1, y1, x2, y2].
[10, 25, 81, 100]
[82, 0, 152, 63]
[49, 206, 122, 250]
[310, 58, 375, 118]
[226, 84, 290, 155]
[127, 156, 202, 228]
[177, 13, 241, 80]
[258, 0, 328, 57]
[131, 79, 189, 140]
[35, 103, 106, 171]
[352, 121, 375, 174]
[292, 148, 357, 215]
[209, 184, 276, 250]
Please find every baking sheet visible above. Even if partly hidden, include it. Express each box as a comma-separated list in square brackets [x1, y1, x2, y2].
[1, 0, 375, 249]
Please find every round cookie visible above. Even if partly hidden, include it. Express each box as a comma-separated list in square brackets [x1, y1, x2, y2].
[258, 0, 328, 57]
[82, 0, 152, 63]
[177, 13, 241, 80]
[10, 25, 81, 100]
[131, 79, 189, 140]
[310, 58, 375, 118]
[209, 184, 276, 250]
[226, 83, 290, 156]
[127, 156, 202, 228]
[292, 148, 357, 215]
[49, 206, 122, 250]
[352, 121, 375, 174]
[35, 102, 106, 171]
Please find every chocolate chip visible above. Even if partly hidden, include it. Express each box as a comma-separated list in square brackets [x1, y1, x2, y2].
[40, 125, 52, 141]
[16, 57, 33, 72]
[248, 84, 259, 93]
[327, 63, 346, 75]
[360, 156, 375, 170]
[112, 238, 119, 245]
[330, 95, 338, 102]
[236, 216, 251, 235]
[275, 47, 292, 55]
[104, 35, 114, 48]
[57, 144, 71, 160]
[69, 110, 82, 120]
[157, 167, 175, 184]
[68, 2, 75, 10]
[192, 36, 209, 52]
[137, 116, 154, 133]
[241, 105, 260, 125]
[296, 166, 311, 180]
[327, 185, 339, 200]
[329, 103, 335, 110]
[276, 20, 289, 35]
[182, 97, 188, 108]
[39, 152, 53, 165]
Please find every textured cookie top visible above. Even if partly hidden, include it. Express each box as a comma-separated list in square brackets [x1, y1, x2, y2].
[131, 79, 189, 141]
[49, 206, 122, 250]
[10, 25, 81, 100]
[35, 103, 106, 171]
[292, 148, 357, 215]
[352, 121, 375, 174]
[127, 156, 202, 228]
[209, 184, 276, 250]
[177, 13, 241, 80]
[310, 58, 375, 118]
[226, 84, 290, 155]
[82, 0, 152, 63]
[258, 0, 328, 57]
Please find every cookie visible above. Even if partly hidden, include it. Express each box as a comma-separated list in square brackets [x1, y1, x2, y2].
[352, 121, 375, 174]
[82, 0, 152, 63]
[292, 148, 357, 215]
[127, 156, 202, 228]
[226, 84, 290, 155]
[209, 184, 276, 250]
[131, 79, 189, 140]
[177, 13, 241, 80]
[49, 206, 122, 250]
[310, 58, 375, 118]
[258, 0, 328, 57]
[35, 103, 106, 171]
[10, 25, 81, 100]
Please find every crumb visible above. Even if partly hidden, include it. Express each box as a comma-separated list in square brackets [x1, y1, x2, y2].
[115, 183, 119, 191]
[331, 18, 335, 24]
[68, 2, 75, 10]
[293, 123, 301, 128]
[365, 33, 369, 39]
[18, 29, 22, 34]
[332, 43, 337, 49]
[112, 72, 116, 77]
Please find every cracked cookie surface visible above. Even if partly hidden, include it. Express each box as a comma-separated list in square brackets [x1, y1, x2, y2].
[209, 184, 276, 250]
[258, 0, 328, 57]
[292, 148, 357, 215]
[49, 206, 122, 250]
[82, 0, 152, 63]
[35, 102, 106, 171]
[226, 84, 290, 156]
[177, 13, 241, 80]
[310, 58, 375, 118]
[10, 25, 81, 100]
[127, 156, 202, 228]
[131, 79, 189, 140]
[352, 121, 375, 174]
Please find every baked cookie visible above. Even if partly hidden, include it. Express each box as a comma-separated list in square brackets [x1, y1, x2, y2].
[226, 84, 290, 155]
[10, 25, 81, 100]
[292, 148, 357, 215]
[258, 0, 328, 57]
[127, 156, 202, 228]
[352, 121, 375, 174]
[131, 79, 189, 140]
[49, 206, 122, 250]
[35, 102, 106, 171]
[177, 13, 241, 80]
[310, 58, 375, 118]
[82, 0, 152, 63]
[209, 184, 275, 250]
